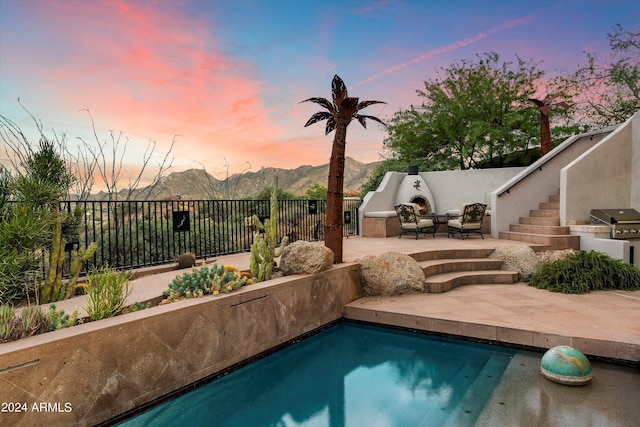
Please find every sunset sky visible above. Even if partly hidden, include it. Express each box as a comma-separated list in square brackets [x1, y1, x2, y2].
[1, 0, 638, 189]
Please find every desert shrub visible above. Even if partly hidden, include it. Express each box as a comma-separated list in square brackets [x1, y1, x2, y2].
[529, 250, 640, 294]
[85, 267, 133, 321]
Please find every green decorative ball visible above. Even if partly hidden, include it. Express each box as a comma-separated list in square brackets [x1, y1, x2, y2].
[540, 345, 592, 385]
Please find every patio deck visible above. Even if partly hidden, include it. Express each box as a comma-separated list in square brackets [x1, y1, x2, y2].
[51, 234, 640, 364]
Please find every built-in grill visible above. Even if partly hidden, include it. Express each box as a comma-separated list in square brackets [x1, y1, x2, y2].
[590, 208, 640, 239]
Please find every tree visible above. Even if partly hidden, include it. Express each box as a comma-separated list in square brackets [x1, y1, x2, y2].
[384, 53, 567, 170]
[301, 75, 385, 263]
[564, 24, 639, 127]
[305, 183, 327, 200]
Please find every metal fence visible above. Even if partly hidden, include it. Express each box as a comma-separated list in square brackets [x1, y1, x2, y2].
[57, 198, 361, 273]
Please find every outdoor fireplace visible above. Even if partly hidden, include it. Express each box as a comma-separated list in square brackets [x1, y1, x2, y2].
[395, 166, 436, 214]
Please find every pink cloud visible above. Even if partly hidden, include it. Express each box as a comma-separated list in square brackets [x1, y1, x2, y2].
[6, 0, 286, 181]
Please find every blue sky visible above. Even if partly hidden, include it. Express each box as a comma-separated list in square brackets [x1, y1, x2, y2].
[0, 0, 638, 188]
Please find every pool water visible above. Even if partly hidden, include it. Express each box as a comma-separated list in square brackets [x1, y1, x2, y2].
[118, 323, 522, 427]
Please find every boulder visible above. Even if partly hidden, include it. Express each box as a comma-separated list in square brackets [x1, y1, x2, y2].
[280, 240, 334, 275]
[489, 244, 541, 281]
[358, 252, 425, 296]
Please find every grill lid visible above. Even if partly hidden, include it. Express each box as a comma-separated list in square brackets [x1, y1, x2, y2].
[590, 208, 640, 224]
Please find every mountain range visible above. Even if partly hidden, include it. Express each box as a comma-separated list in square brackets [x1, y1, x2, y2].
[94, 157, 380, 200]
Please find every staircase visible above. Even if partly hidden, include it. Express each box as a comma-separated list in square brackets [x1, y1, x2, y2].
[498, 194, 580, 250]
[412, 249, 519, 293]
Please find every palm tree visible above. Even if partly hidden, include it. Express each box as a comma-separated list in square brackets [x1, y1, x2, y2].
[301, 75, 385, 263]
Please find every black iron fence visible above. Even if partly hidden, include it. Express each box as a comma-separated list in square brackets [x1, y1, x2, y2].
[55, 198, 360, 273]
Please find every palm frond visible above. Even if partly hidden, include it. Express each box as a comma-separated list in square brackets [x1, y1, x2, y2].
[300, 97, 335, 113]
[304, 111, 333, 127]
[354, 114, 387, 129]
[356, 100, 386, 110]
[332, 75, 348, 107]
[325, 116, 337, 135]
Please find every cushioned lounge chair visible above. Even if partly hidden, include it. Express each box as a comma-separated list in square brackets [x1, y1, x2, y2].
[446, 202, 487, 239]
[395, 203, 436, 239]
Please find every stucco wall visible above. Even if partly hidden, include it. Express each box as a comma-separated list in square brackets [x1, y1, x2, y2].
[0, 264, 361, 427]
[561, 112, 639, 222]
[492, 129, 610, 236]
[358, 167, 524, 234]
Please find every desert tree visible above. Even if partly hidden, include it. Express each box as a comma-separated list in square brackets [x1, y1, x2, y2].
[561, 24, 639, 127]
[301, 75, 385, 263]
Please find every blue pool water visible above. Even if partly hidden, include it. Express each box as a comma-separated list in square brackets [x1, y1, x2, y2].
[118, 323, 521, 426]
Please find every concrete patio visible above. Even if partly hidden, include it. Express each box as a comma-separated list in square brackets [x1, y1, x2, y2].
[52, 234, 640, 365]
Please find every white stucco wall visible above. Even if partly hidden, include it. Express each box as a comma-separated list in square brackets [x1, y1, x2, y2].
[491, 129, 611, 236]
[561, 112, 639, 222]
[358, 167, 524, 233]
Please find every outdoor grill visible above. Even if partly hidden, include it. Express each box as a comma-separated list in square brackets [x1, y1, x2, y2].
[590, 208, 640, 239]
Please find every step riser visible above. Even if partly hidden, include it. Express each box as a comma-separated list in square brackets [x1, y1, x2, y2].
[549, 195, 560, 203]
[530, 209, 560, 218]
[499, 231, 580, 250]
[422, 259, 504, 277]
[519, 217, 561, 226]
[425, 271, 519, 293]
[411, 248, 494, 262]
[539, 202, 559, 210]
[509, 224, 571, 235]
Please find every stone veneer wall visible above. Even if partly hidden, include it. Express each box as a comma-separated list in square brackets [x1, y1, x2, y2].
[0, 264, 361, 427]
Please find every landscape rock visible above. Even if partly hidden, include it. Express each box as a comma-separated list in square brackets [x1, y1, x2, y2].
[357, 252, 425, 296]
[280, 240, 334, 275]
[489, 245, 541, 281]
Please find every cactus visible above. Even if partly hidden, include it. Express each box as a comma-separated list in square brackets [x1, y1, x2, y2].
[61, 242, 98, 300]
[177, 252, 197, 269]
[41, 214, 97, 303]
[40, 215, 65, 303]
[250, 177, 288, 282]
[164, 263, 250, 302]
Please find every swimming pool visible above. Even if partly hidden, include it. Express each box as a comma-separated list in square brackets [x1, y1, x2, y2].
[117, 322, 524, 426]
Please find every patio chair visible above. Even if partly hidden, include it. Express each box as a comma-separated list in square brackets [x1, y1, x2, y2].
[395, 203, 436, 239]
[446, 202, 487, 240]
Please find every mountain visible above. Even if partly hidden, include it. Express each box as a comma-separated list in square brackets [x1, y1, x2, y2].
[94, 157, 380, 200]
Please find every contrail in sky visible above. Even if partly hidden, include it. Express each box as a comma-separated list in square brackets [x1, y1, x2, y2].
[354, 15, 536, 88]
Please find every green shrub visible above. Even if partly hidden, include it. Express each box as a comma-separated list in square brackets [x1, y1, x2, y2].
[85, 267, 133, 321]
[529, 250, 640, 294]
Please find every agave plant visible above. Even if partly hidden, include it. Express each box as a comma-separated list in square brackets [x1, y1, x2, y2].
[301, 75, 385, 263]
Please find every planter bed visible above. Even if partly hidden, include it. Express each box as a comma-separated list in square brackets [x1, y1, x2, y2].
[0, 263, 361, 427]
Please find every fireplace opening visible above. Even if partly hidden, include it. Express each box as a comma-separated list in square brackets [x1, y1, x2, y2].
[411, 196, 431, 215]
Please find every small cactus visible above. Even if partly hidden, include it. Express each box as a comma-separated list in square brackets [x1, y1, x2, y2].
[177, 252, 197, 269]
[164, 263, 250, 303]
[250, 176, 288, 282]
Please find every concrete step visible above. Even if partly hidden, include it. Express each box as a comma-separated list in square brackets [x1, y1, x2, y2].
[419, 258, 504, 277]
[519, 216, 561, 226]
[509, 224, 571, 235]
[549, 194, 560, 203]
[529, 209, 560, 218]
[410, 248, 495, 262]
[539, 201, 559, 210]
[424, 270, 519, 293]
[498, 231, 580, 250]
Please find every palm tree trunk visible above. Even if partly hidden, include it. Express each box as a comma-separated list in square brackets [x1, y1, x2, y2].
[540, 111, 552, 155]
[325, 123, 347, 263]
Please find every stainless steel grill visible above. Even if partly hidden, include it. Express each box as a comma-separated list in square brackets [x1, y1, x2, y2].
[590, 208, 640, 239]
